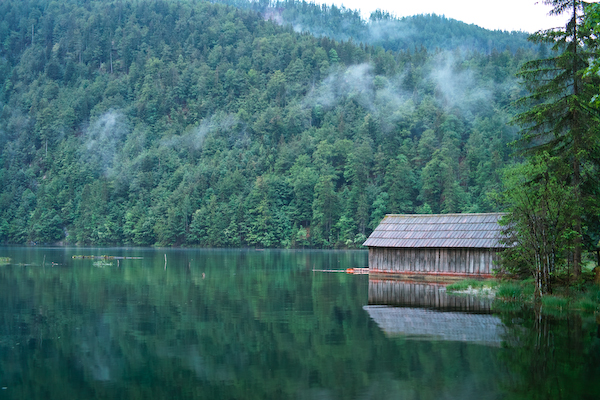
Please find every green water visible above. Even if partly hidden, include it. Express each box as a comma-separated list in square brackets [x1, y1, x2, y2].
[0, 247, 598, 399]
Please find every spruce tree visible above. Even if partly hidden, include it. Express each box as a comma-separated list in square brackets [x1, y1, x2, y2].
[513, 0, 600, 278]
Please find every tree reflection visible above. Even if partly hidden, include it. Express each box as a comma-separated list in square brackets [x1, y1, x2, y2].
[0, 248, 598, 399]
[498, 307, 600, 400]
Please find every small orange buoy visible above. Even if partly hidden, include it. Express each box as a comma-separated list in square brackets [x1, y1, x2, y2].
[345, 268, 354, 274]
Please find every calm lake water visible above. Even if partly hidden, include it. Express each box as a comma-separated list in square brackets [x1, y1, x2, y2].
[0, 247, 598, 400]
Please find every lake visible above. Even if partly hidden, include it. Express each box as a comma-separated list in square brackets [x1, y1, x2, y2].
[0, 247, 598, 399]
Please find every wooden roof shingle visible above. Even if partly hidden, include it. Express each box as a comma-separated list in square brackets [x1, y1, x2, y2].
[363, 213, 506, 249]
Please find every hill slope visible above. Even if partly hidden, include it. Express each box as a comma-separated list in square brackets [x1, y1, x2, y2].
[0, 0, 533, 247]
[215, 0, 536, 53]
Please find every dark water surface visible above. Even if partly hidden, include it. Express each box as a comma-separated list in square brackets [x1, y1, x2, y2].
[0, 247, 598, 399]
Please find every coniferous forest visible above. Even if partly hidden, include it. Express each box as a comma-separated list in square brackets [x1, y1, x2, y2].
[0, 0, 540, 247]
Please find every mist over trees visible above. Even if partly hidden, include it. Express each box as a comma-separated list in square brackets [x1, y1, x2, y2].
[0, 0, 537, 247]
[214, 0, 537, 54]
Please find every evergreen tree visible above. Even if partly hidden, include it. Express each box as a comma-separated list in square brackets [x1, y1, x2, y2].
[512, 0, 600, 277]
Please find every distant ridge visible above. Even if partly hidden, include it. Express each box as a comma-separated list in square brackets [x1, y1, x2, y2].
[212, 0, 537, 53]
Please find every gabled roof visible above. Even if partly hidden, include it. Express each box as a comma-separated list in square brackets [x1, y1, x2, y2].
[363, 213, 506, 249]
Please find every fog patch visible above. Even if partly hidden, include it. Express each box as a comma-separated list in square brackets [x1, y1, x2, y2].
[263, 7, 284, 25]
[301, 46, 516, 135]
[366, 18, 415, 45]
[160, 113, 240, 151]
[305, 64, 374, 110]
[303, 63, 412, 132]
[430, 53, 493, 114]
[82, 110, 129, 176]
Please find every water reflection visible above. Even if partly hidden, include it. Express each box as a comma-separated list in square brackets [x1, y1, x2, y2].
[0, 247, 377, 399]
[497, 308, 600, 399]
[364, 279, 504, 346]
[368, 279, 493, 312]
[0, 247, 599, 399]
[364, 306, 505, 345]
[363, 278, 600, 398]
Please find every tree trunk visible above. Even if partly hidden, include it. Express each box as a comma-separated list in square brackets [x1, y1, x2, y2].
[572, 0, 582, 279]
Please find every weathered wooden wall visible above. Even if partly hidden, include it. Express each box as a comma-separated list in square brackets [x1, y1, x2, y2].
[368, 247, 499, 276]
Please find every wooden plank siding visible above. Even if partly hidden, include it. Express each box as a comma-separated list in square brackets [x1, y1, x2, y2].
[368, 247, 500, 277]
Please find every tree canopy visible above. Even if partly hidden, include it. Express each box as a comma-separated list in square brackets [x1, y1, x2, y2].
[214, 0, 537, 54]
[500, 0, 600, 292]
[0, 0, 537, 247]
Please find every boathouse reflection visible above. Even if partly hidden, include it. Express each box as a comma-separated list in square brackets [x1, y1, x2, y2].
[363, 279, 505, 346]
[367, 278, 493, 311]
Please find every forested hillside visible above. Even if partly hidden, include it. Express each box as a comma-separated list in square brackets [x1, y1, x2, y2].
[216, 0, 537, 53]
[0, 0, 536, 247]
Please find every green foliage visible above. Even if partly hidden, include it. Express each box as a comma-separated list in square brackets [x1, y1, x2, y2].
[572, 298, 599, 312]
[583, 2, 600, 98]
[0, 0, 535, 247]
[497, 153, 578, 296]
[496, 282, 522, 299]
[571, 284, 600, 312]
[540, 295, 569, 311]
[496, 281, 533, 301]
[511, 0, 600, 277]
[217, 0, 536, 54]
[446, 278, 497, 292]
[495, 278, 600, 314]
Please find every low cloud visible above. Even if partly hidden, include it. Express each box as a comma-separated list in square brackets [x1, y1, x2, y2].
[83, 110, 129, 176]
[160, 113, 240, 151]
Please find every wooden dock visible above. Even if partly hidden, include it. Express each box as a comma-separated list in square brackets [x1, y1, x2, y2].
[312, 268, 369, 274]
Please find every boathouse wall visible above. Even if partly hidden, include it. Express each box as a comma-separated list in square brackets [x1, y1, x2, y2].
[368, 247, 499, 276]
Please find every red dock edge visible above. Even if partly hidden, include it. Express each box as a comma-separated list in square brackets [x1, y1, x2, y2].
[368, 269, 494, 279]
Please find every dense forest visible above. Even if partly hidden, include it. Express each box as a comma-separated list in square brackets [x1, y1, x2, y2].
[215, 0, 537, 53]
[0, 0, 539, 247]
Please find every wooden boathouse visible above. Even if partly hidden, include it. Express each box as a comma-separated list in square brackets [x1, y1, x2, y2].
[363, 213, 506, 277]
